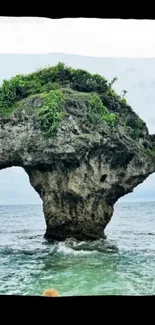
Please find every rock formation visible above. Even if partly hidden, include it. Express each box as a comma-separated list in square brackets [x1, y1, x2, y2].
[0, 63, 155, 241]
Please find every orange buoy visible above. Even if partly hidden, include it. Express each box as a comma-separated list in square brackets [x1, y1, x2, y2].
[42, 288, 60, 297]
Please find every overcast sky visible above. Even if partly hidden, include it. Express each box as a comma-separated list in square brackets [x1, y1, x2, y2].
[1, 17, 155, 57]
[0, 17, 155, 204]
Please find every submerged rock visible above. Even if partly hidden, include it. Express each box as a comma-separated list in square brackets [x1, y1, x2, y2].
[0, 63, 155, 241]
[64, 238, 119, 253]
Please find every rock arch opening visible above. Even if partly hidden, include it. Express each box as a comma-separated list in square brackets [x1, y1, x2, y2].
[106, 173, 155, 239]
[0, 167, 42, 205]
[0, 167, 46, 236]
[118, 173, 155, 203]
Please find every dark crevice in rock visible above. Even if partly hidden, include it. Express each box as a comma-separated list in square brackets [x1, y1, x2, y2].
[100, 174, 107, 182]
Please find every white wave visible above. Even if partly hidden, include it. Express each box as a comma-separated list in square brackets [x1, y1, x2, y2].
[51, 242, 98, 256]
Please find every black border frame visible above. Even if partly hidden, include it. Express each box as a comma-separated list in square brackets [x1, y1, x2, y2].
[0, 9, 155, 320]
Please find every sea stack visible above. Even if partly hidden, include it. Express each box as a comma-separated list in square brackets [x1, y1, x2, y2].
[0, 63, 155, 240]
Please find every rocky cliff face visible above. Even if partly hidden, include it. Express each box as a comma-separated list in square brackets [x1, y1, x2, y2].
[0, 63, 155, 241]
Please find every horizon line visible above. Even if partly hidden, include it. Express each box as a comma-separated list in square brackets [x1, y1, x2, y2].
[1, 52, 155, 60]
[0, 201, 154, 206]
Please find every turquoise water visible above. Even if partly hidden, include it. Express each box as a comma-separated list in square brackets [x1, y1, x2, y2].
[0, 202, 155, 296]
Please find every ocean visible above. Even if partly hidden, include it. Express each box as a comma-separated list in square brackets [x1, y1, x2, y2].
[0, 202, 155, 296]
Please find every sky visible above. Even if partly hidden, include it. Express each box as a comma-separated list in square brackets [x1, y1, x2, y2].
[0, 17, 155, 204]
[1, 18, 155, 57]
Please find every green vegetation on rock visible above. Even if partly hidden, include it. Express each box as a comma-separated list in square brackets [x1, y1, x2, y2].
[37, 90, 65, 136]
[0, 62, 109, 110]
[88, 93, 116, 127]
[0, 62, 149, 142]
[131, 118, 144, 139]
[144, 148, 155, 157]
